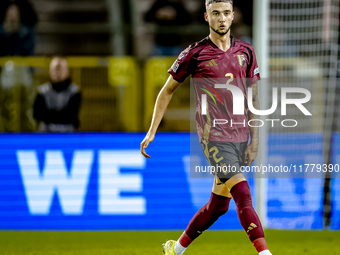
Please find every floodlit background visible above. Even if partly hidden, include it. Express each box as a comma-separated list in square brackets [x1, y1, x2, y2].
[0, 0, 340, 254]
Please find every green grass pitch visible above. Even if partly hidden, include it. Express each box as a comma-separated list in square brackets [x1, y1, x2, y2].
[0, 230, 339, 254]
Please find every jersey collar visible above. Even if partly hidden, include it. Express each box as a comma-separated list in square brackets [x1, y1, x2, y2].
[207, 35, 234, 50]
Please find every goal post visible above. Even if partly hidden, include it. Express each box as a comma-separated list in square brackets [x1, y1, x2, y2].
[253, 0, 270, 229]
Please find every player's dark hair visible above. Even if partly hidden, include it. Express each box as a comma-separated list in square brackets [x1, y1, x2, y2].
[205, 0, 233, 9]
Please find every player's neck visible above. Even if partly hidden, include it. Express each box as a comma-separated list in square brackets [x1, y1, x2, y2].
[209, 31, 231, 52]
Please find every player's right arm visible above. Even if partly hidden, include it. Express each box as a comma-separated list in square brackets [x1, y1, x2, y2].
[140, 75, 181, 158]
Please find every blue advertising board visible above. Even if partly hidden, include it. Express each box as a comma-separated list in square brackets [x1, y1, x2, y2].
[0, 133, 249, 230]
[0, 133, 326, 230]
[266, 133, 324, 230]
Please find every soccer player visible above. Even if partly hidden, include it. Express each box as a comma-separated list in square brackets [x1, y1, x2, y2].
[140, 1, 272, 255]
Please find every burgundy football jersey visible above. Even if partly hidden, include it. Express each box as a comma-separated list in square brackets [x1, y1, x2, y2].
[168, 36, 261, 143]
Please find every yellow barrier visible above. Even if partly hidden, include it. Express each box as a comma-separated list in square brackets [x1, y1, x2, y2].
[108, 57, 140, 132]
[144, 57, 177, 130]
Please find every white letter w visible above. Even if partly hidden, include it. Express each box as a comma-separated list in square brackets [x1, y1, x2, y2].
[16, 150, 94, 215]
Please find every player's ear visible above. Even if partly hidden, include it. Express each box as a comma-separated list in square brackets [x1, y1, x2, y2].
[204, 12, 208, 22]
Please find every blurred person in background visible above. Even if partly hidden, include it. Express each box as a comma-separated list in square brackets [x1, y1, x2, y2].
[231, 6, 252, 45]
[145, 0, 192, 56]
[0, 0, 37, 27]
[33, 57, 81, 132]
[0, 2, 35, 56]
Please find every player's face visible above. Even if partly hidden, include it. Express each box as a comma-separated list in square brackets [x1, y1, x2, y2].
[205, 2, 234, 36]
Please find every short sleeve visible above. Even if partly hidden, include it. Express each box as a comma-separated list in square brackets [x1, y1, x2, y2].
[247, 47, 261, 86]
[168, 46, 193, 83]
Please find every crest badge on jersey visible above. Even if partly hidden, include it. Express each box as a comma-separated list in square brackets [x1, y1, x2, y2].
[237, 55, 246, 67]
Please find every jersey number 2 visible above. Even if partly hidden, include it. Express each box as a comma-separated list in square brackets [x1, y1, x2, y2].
[225, 73, 234, 85]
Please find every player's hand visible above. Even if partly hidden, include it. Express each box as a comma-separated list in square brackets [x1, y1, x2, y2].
[244, 142, 258, 166]
[140, 132, 155, 159]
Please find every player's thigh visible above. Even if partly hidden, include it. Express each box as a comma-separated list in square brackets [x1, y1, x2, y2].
[212, 172, 247, 197]
[212, 175, 232, 198]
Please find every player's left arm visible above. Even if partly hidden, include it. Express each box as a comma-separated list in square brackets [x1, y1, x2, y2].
[244, 83, 260, 166]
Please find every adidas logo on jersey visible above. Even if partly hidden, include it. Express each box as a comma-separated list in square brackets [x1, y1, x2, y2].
[206, 59, 217, 67]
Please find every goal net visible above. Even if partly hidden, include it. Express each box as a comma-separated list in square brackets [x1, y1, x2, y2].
[258, 0, 339, 229]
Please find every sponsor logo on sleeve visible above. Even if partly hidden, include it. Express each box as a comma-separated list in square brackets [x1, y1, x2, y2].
[171, 60, 180, 73]
[254, 67, 260, 76]
[179, 48, 190, 60]
[171, 47, 190, 73]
